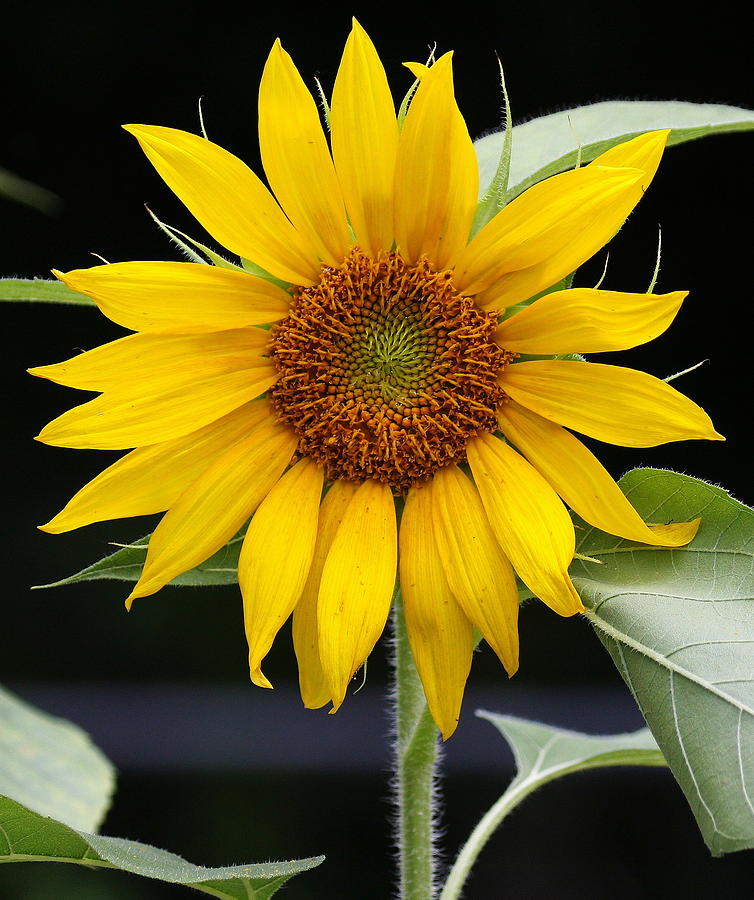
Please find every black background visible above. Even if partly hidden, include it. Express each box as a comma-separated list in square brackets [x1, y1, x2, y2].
[2, 2, 752, 898]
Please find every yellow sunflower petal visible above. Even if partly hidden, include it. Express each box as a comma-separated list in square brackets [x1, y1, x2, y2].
[259, 41, 350, 265]
[126, 419, 297, 604]
[124, 124, 319, 285]
[467, 434, 583, 616]
[37, 364, 277, 450]
[29, 329, 270, 392]
[471, 131, 670, 310]
[41, 401, 270, 533]
[394, 52, 479, 270]
[293, 479, 360, 709]
[400, 483, 473, 740]
[430, 465, 519, 676]
[240, 457, 324, 690]
[496, 288, 687, 354]
[54, 262, 291, 334]
[502, 360, 724, 447]
[454, 165, 643, 301]
[317, 480, 397, 711]
[498, 400, 700, 547]
[590, 129, 668, 190]
[331, 20, 398, 258]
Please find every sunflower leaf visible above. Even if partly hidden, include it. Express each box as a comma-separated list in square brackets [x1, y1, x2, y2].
[33, 531, 246, 590]
[440, 716, 663, 899]
[475, 100, 754, 201]
[477, 713, 664, 779]
[572, 468, 754, 855]
[0, 686, 114, 834]
[0, 278, 94, 305]
[0, 794, 323, 899]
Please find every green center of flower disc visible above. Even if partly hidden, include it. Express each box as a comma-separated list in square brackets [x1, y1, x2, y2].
[269, 249, 512, 490]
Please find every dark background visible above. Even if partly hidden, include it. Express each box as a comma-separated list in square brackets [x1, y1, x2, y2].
[2, 2, 752, 898]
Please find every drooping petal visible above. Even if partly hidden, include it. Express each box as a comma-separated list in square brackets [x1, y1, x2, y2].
[54, 262, 291, 334]
[124, 124, 320, 285]
[240, 457, 324, 689]
[472, 131, 670, 310]
[454, 165, 643, 302]
[466, 434, 583, 617]
[496, 288, 687, 354]
[41, 401, 271, 533]
[259, 41, 350, 265]
[498, 400, 700, 547]
[126, 419, 297, 604]
[29, 329, 270, 391]
[293, 479, 360, 709]
[394, 53, 479, 270]
[331, 20, 398, 257]
[502, 360, 724, 447]
[317, 480, 397, 710]
[37, 364, 278, 450]
[430, 465, 519, 676]
[400, 483, 473, 740]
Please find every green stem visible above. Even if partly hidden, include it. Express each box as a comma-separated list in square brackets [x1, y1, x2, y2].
[392, 590, 440, 900]
[440, 778, 534, 900]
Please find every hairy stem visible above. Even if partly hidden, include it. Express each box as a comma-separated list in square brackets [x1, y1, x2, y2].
[392, 590, 440, 900]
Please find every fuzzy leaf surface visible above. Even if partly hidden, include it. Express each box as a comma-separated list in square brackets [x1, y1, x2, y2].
[0, 278, 94, 305]
[475, 100, 754, 200]
[35, 532, 244, 590]
[0, 687, 114, 833]
[573, 468, 754, 855]
[0, 795, 323, 899]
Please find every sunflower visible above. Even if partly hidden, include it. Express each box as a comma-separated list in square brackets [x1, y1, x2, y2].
[32, 21, 722, 738]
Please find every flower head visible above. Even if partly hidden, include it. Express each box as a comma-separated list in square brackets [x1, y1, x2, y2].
[32, 21, 722, 738]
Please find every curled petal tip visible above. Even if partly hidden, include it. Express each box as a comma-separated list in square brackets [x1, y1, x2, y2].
[250, 666, 274, 690]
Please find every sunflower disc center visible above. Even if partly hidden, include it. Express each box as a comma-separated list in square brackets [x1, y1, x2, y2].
[269, 249, 512, 490]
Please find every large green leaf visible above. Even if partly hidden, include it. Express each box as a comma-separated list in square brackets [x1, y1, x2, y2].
[34, 531, 244, 590]
[0, 278, 94, 305]
[0, 686, 114, 833]
[0, 795, 323, 899]
[439, 716, 663, 900]
[475, 100, 754, 201]
[572, 469, 754, 855]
